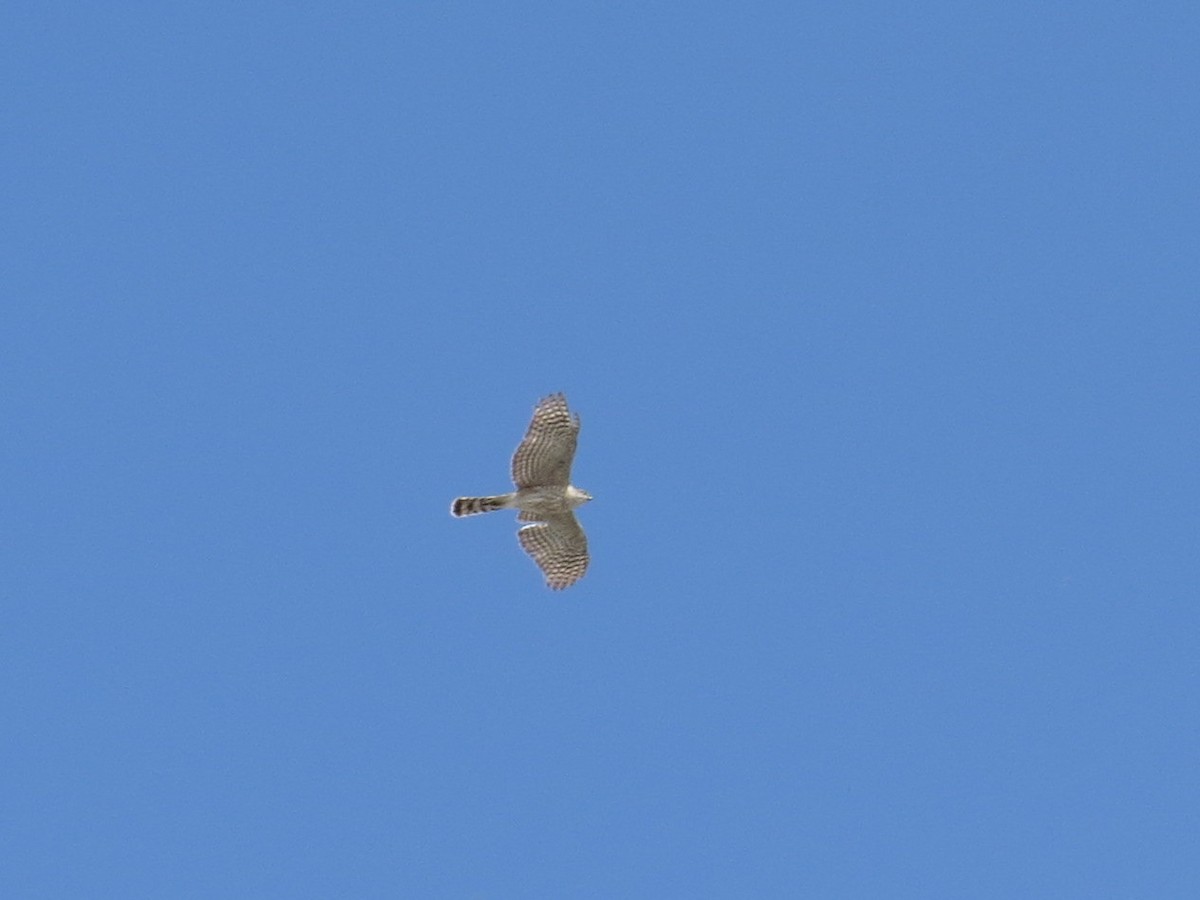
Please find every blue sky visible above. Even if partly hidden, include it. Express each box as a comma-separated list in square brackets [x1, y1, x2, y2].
[4, 2, 1198, 896]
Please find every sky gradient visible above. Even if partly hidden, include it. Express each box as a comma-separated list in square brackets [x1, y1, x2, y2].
[4, 2, 1198, 897]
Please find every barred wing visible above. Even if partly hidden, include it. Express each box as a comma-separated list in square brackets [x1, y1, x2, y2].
[517, 514, 588, 590]
[511, 393, 580, 488]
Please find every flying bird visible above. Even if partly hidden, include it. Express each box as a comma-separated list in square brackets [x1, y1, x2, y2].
[451, 393, 592, 589]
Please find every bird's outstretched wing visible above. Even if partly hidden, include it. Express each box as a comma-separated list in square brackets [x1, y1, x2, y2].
[511, 393, 580, 488]
[517, 514, 589, 590]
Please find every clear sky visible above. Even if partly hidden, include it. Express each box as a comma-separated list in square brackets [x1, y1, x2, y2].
[4, 2, 1198, 897]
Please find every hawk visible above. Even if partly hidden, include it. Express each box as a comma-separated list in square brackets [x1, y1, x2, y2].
[451, 393, 592, 589]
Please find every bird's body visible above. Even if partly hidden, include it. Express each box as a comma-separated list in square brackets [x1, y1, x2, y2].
[450, 484, 591, 519]
[451, 393, 592, 590]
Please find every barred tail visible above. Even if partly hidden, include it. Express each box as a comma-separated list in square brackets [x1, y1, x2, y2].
[451, 494, 513, 517]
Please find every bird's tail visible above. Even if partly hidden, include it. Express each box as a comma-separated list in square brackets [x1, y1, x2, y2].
[451, 494, 515, 517]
